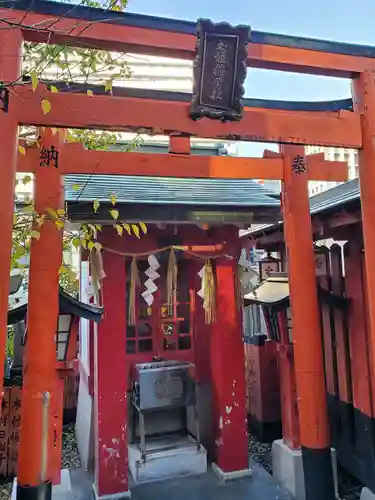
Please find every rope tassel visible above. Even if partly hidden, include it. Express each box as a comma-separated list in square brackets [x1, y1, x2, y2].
[167, 248, 178, 316]
[128, 257, 140, 326]
[203, 259, 216, 324]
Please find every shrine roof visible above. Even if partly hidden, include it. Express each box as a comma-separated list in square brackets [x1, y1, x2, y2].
[243, 178, 360, 238]
[7, 288, 103, 325]
[64, 175, 280, 208]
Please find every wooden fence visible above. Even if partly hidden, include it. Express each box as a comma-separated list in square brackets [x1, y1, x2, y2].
[0, 376, 78, 478]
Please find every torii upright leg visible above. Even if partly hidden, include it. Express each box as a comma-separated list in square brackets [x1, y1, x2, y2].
[352, 72, 375, 422]
[0, 26, 22, 406]
[17, 129, 64, 500]
[281, 144, 335, 500]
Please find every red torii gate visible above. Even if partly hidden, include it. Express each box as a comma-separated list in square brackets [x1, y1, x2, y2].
[0, 2, 374, 500]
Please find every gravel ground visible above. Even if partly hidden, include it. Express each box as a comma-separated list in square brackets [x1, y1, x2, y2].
[248, 433, 363, 500]
[0, 424, 80, 500]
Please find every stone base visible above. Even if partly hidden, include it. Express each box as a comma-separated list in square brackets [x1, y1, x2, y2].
[361, 487, 375, 500]
[11, 469, 71, 500]
[212, 463, 252, 483]
[272, 440, 339, 500]
[128, 435, 207, 484]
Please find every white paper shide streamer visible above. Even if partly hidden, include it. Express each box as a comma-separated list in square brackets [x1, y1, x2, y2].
[142, 254, 160, 306]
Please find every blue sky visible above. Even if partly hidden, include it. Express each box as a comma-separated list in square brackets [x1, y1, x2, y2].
[126, 0, 375, 156]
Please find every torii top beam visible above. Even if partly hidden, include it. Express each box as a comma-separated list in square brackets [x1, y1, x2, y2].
[2, 0, 375, 77]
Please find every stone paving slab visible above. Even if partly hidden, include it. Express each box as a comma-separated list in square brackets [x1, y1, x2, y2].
[70, 463, 294, 500]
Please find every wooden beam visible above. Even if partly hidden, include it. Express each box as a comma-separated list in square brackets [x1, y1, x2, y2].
[2, 6, 375, 77]
[17, 143, 348, 182]
[12, 86, 362, 149]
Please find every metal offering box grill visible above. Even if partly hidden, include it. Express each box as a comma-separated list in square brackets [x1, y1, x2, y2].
[132, 360, 200, 457]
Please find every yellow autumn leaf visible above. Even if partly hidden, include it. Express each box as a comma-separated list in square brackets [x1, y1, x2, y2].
[80, 239, 87, 249]
[114, 224, 123, 236]
[94, 242, 102, 251]
[72, 184, 80, 191]
[18, 145, 26, 155]
[56, 208, 65, 216]
[87, 89, 94, 97]
[132, 224, 140, 238]
[72, 237, 80, 249]
[42, 99, 51, 115]
[50, 85, 59, 93]
[88, 241, 95, 251]
[110, 193, 117, 206]
[105, 80, 113, 92]
[139, 222, 147, 235]
[66, 132, 75, 143]
[109, 209, 119, 220]
[122, 223, 131, 235]
[30, 69, 38, 92]
[46, 207, 57, 219]
[55, 220, 64, 229]
[58, 265, 68, 275]
[93, 200, 100, 213]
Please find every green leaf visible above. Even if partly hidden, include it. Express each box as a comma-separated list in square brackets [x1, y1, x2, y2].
[72, 237, 80, 249]
[132, 224, 140, 239]
[109, 209, 119, 220]
[93, 200, 100, 213]
[88, 240, 95, 251]
[139, 222, 147, 235]
[80, 238, 87, 249]
[22, 204, 34, 213]
[22, 175, 32, 185]
[30, 229, 40, 240]
[30, 69, 38, 92]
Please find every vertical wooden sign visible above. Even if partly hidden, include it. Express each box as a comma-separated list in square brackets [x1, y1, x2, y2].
[190, 19, 250, 122]
[0, 388, 10, 476]
[8, 386, 22, 476]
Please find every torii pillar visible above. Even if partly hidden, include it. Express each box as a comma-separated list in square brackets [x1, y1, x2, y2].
[0, 25, 22, 407]
[17, 128, 65, 500]
[280, 144, 335, 500]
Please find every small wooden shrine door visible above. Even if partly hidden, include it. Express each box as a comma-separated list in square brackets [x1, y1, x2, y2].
[125, 258, 194, 364]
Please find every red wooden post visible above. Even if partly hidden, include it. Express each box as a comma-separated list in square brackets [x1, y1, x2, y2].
[17, 128, 64, 499]
[281, 144, 335, 500]
[94, 230, 129, 497]
[277, 311, 300, 449]
[211, 259, 249, 476]
[352, 71, 375, 419]
[0, 25, 22, 406]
